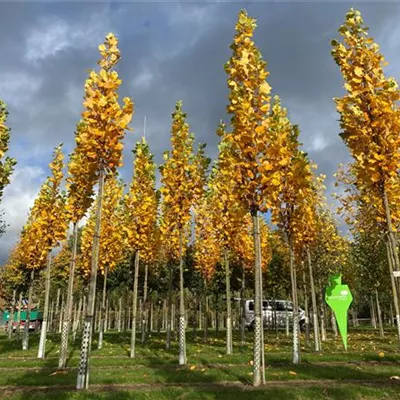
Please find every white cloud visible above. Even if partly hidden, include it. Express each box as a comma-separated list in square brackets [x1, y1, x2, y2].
[0, 165, 46, 263]
[0, 71, 42, 108]
[25, 12, 112, 63]
[132, 69, 154, 90]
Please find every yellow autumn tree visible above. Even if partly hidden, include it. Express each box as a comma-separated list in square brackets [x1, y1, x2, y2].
[225, 10, 294, 385]
[0, 100, 16, 202]
[76, 32, 133, 390]
[16, 145, 67, 353]
[59, 122, 99, 369]
[159, 101, 203, 365]
[124, 137, 158, 358]
[331, 8, 400, 345]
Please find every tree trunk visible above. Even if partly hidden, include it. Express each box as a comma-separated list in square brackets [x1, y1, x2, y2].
[73, 296, 83, 343]
[331, 310, 338, 338]
[320, 291, 327, 342]
[306, 248, 320, 352]
[38, 252, 52, 358]
[289, 240, 300, 364]
[224, 249, 233, 355]
[251, 210, 263, 386]
[240, 265, 246, 347]
[48, 300, 54, 334]
[58, 291, 64, 334]
[118, 297, 122, 333]
[17, 292, 22, 340]
[166, 267, 173, 350]
[258, 242, 266, 384]
[370, 295, 377, 329]
[215, 291, 219, 335]
[8, 289, 16, 340]
[302, 268, 310, 347]
[285, 301, 290, 337]
[98, 265, 108, 350]
[203, 290, 208, 343]
[22, 270, 34, 351]
[104, 298, 109, 333]
[383, 188, 400, 346]
[130, 250, 140, 358]
[76, 169, 105, 390]
[59, 222, 78, 368]
[375, 290, 384, 338]
[141, 263, 149, 345]
[55, 288, 60, 333]
[178, 229, 186, 365]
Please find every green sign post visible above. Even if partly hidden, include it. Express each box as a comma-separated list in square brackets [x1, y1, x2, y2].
[325, 274, 353, 350]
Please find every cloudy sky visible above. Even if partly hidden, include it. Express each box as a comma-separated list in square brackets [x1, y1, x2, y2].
[0, 1, 399, 262]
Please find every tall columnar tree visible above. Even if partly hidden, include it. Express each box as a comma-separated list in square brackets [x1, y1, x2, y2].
[209, 122, 247, 354]
[224, 10, 273, 385]
[159, 101, 203, 365]
[76, 32, 133, 390]
[59, 122, 97, 369]
[35, 145, 68, 359]
[17, 145, 67, 352]
[79, 175, 125, 350]
[0, 100, 17, 203]
[331, 8, 400, 345]
[124, 138, 158, 358]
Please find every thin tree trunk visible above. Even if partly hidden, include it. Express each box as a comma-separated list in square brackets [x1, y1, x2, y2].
[306, 248, 320, 352]
[104, 298, 109, 333]
[215, 291, 219, 335]
[8, 289, 16, 339]
[289, 240, 300, 364]
[383, 188, 400, 346]
[59, 222, 78, 368]
[166, 267, 173, 349]
[331, 310, 338, 338]
[98, 265, 108, 350]
[22, 270, 34, 351]
[76, 169, 105, 390]
[178, 229, 187, 365]
[141, 263, 149, 345]
[17, 292, 22, 340]
[240, 265, 246, 347]
[370, 295, 377, 329]
[203, 288, 208, 343]
[130, 250, 140, 358]
[38, 252, 52, 358]
[58, 291, 64, 334]
[302, 267, 310, 347]
[55, 288, 60, 333]
[118, 297, 122, 333]
[285, 301, 290, 337]
[251, 210, 263, 386]
[73, 296, 83, 343]
[258, 243, 266, 384]
[320, 290, 327, 342]
[376, 290, 384, 338]
[224, 249, 233, 355]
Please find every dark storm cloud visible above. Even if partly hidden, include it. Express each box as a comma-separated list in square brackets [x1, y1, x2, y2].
[1, 1, 400, 260]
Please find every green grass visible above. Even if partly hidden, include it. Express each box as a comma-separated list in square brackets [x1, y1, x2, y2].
[0, 327, 399, 399]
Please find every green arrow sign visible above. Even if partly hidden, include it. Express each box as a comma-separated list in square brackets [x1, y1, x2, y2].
[325, 274, 353, 350]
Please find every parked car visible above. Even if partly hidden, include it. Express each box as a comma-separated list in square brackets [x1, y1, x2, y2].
[244, 299, 306, 331]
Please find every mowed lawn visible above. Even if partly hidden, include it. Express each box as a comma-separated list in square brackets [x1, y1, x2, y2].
[0, 327, 399, 399]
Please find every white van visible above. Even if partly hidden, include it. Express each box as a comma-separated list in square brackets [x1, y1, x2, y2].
[244, 299, 306, 331]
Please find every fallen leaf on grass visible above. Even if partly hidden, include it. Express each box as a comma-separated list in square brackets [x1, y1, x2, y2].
[201, 368, 206, 372]
[49, 370, 68, 376]
[378, 352, 385, 358]
[190, 365, 196, 371]
[390, 376, 400, 380]
[289, 371, 297, 376]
